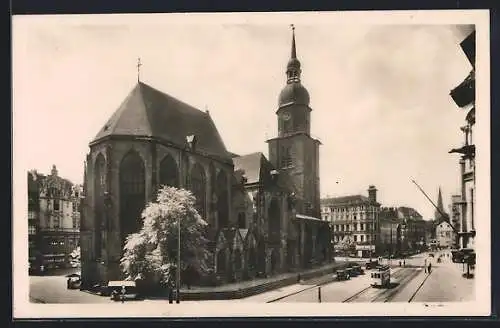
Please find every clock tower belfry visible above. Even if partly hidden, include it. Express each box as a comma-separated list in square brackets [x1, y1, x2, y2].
[267, 25, 321, 218]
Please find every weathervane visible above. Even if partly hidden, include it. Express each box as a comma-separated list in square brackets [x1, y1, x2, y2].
[137, 57, 142, 82]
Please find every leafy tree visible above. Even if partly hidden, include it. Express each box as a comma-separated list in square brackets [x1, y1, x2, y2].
[120, 186, 212, 289]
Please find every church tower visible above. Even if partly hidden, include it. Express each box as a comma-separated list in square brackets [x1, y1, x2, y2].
[267, 25, 321, 218]
[435, 187, 447, 221]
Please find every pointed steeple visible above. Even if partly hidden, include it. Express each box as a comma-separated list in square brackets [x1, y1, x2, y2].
[291, 24, 297, 59]
[286, 24, 302, 84]
[435, 187, 446, 221]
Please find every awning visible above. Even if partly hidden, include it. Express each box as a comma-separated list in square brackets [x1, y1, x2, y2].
[296, 214, 322, 221]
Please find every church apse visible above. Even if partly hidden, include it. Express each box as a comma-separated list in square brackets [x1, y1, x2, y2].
[94, 154, 106, 260]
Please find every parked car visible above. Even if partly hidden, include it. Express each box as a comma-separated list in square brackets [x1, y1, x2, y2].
[365, 260, 379, 270]
[336, 269, 350, 281]
[108, 281, 140, 301]
[66, 273, 81, 289]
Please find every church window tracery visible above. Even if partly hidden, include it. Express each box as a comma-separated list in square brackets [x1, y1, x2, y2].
[119, 151, 145, 246]
[189, 164, 206, 220]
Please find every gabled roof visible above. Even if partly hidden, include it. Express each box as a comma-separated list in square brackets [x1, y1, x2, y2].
[91, 82, 232, 162]
[233, 152, 264, 185]
[321, 195, 372, 206]
[397, 206, 423, 220]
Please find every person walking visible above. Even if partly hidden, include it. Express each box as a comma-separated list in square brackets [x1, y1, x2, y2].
[120, 285, 126, 303]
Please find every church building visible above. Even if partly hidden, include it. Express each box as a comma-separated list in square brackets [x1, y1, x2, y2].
[80, 26, 332, 288]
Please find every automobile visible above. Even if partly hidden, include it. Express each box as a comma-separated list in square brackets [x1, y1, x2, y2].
[336, 269, 350, 281]
[107, 281, 140, 301]
[351, 264, 364, 275]
[66, 273, 81, 289]
[345, 263, 363, 276]
[365, 260, 379, 270]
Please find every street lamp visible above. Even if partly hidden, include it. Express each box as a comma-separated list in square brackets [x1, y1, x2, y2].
[176, 215, 181, 303]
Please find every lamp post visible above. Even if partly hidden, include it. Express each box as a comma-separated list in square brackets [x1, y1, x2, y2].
[176, 215, 181, 303]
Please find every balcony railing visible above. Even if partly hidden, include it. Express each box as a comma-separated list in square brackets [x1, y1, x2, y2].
[38, 227, 80, 233]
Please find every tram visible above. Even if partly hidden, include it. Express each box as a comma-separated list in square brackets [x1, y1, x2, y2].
[370, 265, 391, 288]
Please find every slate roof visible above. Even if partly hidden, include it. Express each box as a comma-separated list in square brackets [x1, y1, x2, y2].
[91, 82, 232, 162]
[321, 195, 372, 206]
[232, 152, 267, 185]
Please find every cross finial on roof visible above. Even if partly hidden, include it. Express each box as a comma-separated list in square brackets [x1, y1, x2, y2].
[137, 57, 142, 82]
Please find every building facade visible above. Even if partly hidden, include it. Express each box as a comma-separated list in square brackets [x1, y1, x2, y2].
[449, 29, 476, 250]
[450, 194, 463, 232]
[28, 166, 83, 270]
[321, 186, 380, 257]
[377, 206, 426, 256]
[81, 26, 331, 288]
[396, 206, 426, 252]
[436, 220, 457, 249]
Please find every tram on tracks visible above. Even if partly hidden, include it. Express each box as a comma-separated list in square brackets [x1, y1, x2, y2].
[370, 265, 391, 288]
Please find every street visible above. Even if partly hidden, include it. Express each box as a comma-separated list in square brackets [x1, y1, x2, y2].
[28, 251, 473, 304]
[269, 250, 474, 303]
[30, 268, 111, 304]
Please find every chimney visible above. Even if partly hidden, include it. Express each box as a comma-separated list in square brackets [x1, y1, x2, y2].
[368, 185, 377, 203]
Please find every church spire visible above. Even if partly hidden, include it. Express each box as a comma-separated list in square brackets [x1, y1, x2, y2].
[291, 24, 297, 59]
[286, 24, 302, 84]
[435, 187, 446, 221]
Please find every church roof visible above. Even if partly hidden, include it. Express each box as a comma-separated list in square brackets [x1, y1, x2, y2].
[91, 82, 232, 162]
[232, 152, 268, 185]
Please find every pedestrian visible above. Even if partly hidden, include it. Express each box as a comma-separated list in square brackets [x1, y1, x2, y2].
[403, 259, 406, 267]
[120, 285, 126, 303]
[399, 260, 402, 267]
[424, 257, 428, 273]
[428, 262, 432, 274]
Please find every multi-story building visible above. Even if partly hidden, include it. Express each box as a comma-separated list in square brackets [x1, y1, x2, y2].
[449, 29, 476, 250]
[377, 206, 426, 256]
[321, 186, 380, 257]
[396, 206, 426, 252]
[377, 208, 400, 256]
[450, 194, 463, 232]
[436, 220, 457, 249]
[27, 165, 83, 270]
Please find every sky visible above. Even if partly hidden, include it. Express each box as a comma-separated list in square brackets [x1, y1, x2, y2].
[13, 13, 477, 220]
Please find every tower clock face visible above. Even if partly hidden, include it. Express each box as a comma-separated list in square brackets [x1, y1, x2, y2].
[283, 112, 291, 121]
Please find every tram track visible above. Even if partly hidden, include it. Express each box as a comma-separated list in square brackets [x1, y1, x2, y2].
[342, 269, 408, 303]
[407, 269, 433, 302]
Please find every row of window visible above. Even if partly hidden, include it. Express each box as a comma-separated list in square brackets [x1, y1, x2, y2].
[333, 234, 372, 243]
[322, 206, 377, 213]
[323, 213, 376, 221]
[46, 199, 80, 212]
[333, 223, 374, 232]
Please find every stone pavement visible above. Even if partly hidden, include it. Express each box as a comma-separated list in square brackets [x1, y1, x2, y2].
[240, 282, 317, 302]
[410, 255, 475, 302]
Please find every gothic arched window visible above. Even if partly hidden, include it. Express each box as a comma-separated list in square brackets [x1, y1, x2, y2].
[94, 153, 106, 258]
[189, 164, 206, 219]
[268, 199, 281, 241]
[159, 155, 179, 189]
[216, 170, 229, 228]
[119, 151, 145, 245]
